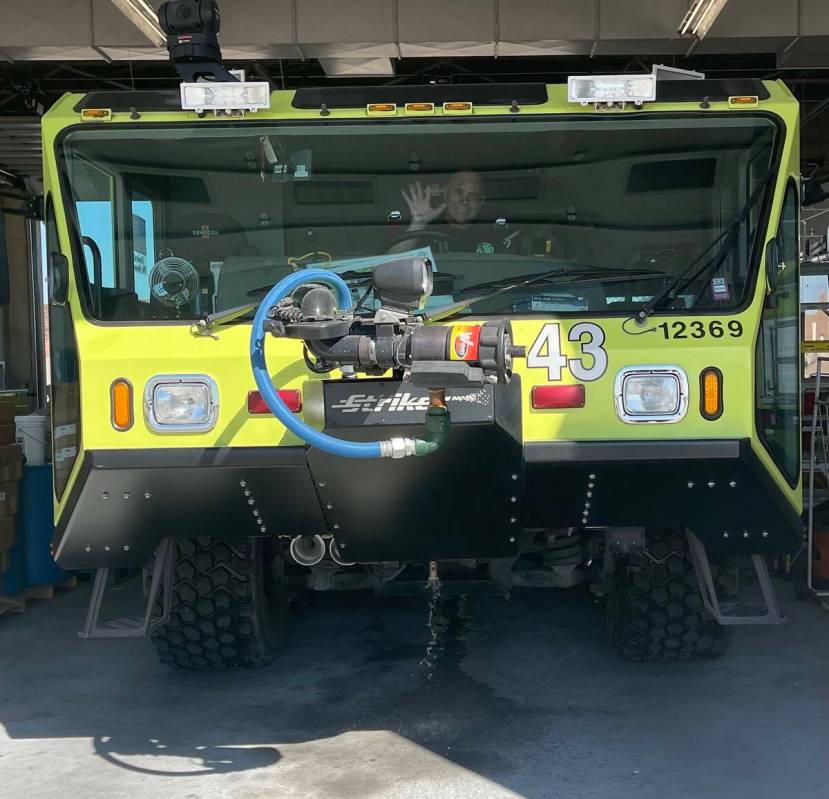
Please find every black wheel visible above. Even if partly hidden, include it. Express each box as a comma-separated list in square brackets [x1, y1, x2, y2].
[607, 528, 731, 662]
[150, 537, 287, 670]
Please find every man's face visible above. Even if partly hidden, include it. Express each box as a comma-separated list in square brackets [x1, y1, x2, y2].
[445, 172, 484, 226]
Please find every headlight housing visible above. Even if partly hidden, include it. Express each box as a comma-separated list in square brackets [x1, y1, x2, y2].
[614, 366, 689, 423]
[145, 375, 218, 432]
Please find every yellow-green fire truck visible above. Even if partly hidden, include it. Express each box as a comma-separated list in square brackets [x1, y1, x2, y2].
[40, 7, 803, 667]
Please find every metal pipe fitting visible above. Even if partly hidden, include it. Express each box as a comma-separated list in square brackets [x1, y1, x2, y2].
[289, 534, 327, 567]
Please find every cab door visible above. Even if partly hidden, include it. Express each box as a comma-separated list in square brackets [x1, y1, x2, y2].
[755, 180, 800, 487]
[45, 195, 82, 501]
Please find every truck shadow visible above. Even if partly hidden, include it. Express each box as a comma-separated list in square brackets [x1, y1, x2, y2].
[0, 581, 610, 792]
[0, 579, 821, 798]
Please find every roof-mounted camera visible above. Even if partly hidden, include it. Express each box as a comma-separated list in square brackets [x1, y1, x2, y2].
[157, 0, 236, 82]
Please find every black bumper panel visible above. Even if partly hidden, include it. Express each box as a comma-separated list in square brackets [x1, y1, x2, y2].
[53, 448, 326, 569]
[523, 439, 801, 555]
[309, 424, 524, 561]
[54, 437, 801, 569]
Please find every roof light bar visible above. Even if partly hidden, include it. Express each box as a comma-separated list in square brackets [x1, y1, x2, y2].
[180, 81, 270, 113]
[568, 74, 656, 106]
[677, 0, 729, 40]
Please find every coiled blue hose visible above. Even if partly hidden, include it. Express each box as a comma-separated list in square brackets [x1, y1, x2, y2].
[249, 269, 383, 458]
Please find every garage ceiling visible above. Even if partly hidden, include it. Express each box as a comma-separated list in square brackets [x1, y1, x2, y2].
[0, 118, 42, 185]
[2, 1, 829, 182]
[0, 0, 828, 68]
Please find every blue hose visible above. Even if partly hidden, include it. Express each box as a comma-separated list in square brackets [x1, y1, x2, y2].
[249, 269, 384, 458]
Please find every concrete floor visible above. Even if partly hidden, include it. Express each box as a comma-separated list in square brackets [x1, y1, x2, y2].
[0, 576, 827, 799]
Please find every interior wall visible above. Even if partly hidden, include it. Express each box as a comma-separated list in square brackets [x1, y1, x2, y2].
[0, 199, 36, 410]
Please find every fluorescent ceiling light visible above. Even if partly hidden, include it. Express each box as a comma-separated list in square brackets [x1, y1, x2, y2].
[677, 0, 729, 40]
[109, 0, 166, 47]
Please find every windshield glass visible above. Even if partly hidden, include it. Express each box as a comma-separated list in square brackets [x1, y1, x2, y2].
[60, 114, 778, 322]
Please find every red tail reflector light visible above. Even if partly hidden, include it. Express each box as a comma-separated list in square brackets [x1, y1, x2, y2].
[247, 389, 302, 414]
[531, 385, 585, 409]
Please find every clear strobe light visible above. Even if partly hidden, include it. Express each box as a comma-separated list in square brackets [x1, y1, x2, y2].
[180, 81, 270, 113]
[568, 75, 656, 106]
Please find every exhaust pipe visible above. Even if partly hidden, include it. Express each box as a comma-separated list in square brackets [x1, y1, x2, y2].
[289, 534, 326, 567]
[329, 537, 355, 567]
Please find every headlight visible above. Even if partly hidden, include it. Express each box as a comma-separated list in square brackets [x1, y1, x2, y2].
[614, 366, 688, 423]
[145, 375, 218, 432]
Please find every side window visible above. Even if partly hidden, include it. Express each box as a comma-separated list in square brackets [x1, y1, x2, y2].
[45, 197, 82, 500]
[131, 194, 155, 303]
[70, 159, 116, 315]
[755, 181, 800, 484]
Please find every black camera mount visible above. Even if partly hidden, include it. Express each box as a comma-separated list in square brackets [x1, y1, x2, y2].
[157, 0, 237, 83]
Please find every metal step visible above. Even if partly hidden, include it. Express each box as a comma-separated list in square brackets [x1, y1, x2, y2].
[686, 532, 784, 626]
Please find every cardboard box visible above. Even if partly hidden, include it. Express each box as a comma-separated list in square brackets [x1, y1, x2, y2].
[0, 445, 23, 483]
[0, 482, 18, 517]
[0, 515, 15, 553]
[0, 424, 15, 445]
[0, 402, 16, 425]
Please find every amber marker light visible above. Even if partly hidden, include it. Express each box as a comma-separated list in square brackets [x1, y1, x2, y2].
[700, 367, 723, 420]
[111, 379, 134, 431]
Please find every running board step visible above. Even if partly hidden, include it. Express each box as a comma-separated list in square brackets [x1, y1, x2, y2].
[686, 531, 785, 626]
[78, 538, 174, 639]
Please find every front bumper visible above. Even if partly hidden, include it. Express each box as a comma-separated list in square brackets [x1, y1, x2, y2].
[54, 437, 801, 569]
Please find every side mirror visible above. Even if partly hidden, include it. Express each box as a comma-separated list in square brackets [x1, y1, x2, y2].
[802, 177, 829, 207]
[49, 252, 69, 306]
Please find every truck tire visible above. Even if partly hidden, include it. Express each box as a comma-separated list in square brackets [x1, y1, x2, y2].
[150, 537, 287, 669]
[607, 528, 730, 662]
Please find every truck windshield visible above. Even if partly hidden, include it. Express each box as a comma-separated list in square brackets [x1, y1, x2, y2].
[59, 114, 778, 322]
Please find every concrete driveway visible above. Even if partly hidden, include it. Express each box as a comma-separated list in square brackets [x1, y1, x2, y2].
[0, 577, 827, 799]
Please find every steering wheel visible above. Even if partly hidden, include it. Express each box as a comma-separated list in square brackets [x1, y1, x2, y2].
[386, 229, 454, 251]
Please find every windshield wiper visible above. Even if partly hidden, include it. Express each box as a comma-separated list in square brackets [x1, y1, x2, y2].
[194, 271, 372, 335]
[457, 263, 652, 296]
[422, 266, 664, 323]
[192, 301, 260, 336]
[634, 170, 774, 324]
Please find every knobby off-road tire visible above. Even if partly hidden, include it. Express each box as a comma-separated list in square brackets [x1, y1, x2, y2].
[150, 537, 287, 669]
[608, 528, 731, 662]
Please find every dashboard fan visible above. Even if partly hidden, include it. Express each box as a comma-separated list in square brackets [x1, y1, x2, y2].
[149, 256, 199, 310]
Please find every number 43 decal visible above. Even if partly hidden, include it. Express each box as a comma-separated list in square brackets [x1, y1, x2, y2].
[526, 323, 608, 382]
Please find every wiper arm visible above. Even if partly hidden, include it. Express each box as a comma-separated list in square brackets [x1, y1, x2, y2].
[422, 266, 568, 322]
[192, 301, 260, 336]
[195, 271, 371, 335]
[456, 263, 633, 296]
[422, 267, 663, 323]
[634, 170, 774, 324]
